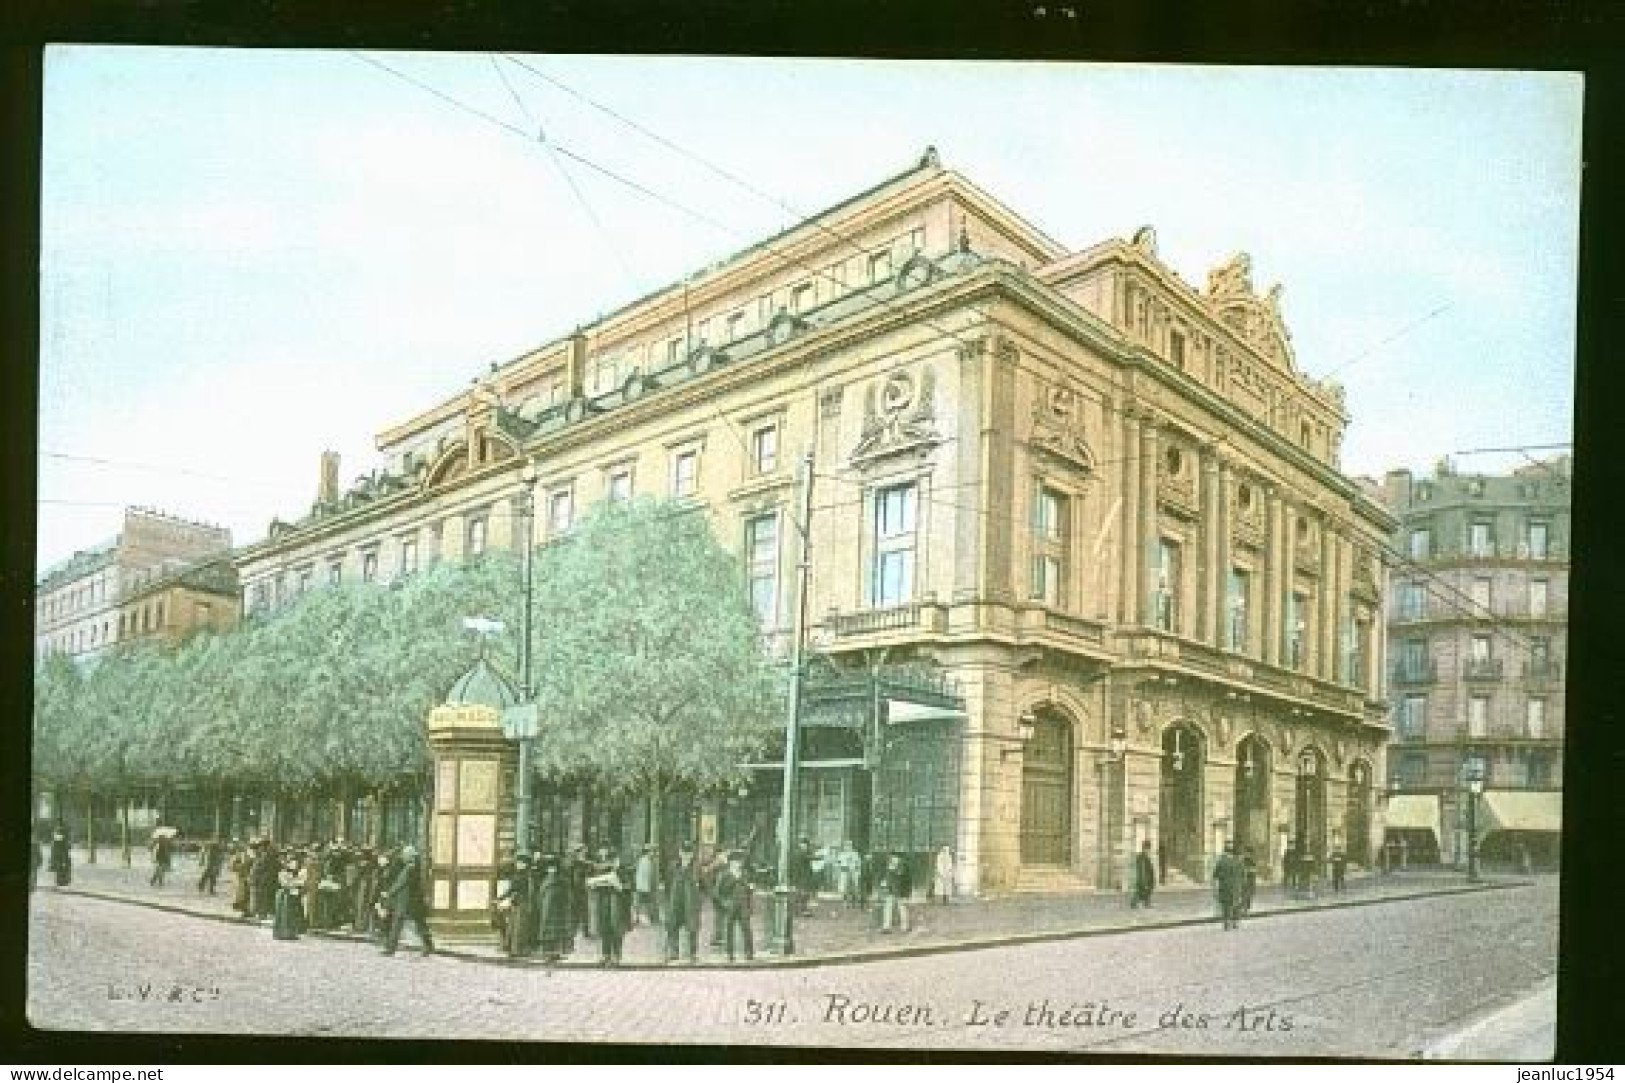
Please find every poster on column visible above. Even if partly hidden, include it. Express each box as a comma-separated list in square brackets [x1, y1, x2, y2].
[24, 39, 1578, 1064]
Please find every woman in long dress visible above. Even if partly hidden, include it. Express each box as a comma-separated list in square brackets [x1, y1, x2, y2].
[536, 858, 572, 963]
[273, 857, 304, 941]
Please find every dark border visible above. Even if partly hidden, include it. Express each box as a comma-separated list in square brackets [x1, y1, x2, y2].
[3, 0, 1623, 1066]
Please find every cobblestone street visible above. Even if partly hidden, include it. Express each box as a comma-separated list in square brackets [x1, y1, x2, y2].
[28, 872, 1557, 1058]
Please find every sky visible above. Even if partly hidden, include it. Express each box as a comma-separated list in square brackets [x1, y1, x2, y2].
[37, 48, 1583, 574]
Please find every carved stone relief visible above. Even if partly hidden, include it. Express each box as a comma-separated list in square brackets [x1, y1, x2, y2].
[851, 364, 942, 464]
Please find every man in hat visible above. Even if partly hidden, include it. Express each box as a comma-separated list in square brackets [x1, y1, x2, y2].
[1212, 841, 1246, 931]
[790, 836, 816, 916]
[536, 855, 572, 963]
[494, 854, 534, 957]
[196, 837, 226, 895]
[587, 848, 626, 967]
[148, 829, 175, 888]
[713, 851, 755, 962]
[380, 844, 434, 956]
[48, 828, 72, 888]
[663, 845, 703, 964]
[1130, 840, 1157, 909]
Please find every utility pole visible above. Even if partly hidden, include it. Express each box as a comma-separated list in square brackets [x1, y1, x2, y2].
[769, 448, 815, 955]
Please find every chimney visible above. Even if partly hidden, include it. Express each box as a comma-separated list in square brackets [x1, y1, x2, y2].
[1381, 468, 1412, 511]
[319, 451, 340, 505]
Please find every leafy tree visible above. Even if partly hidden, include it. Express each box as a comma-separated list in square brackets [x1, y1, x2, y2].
[527, 497, 783, 860]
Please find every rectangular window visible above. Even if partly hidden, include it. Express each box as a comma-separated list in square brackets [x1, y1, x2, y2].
[695, 317, 711, 346]
[746, 514, 779, 629]
[1409, 528, 1432, 560]
[671, 450, 699, 498]
[1470, 577, 1492, 616]
[1469, 521, 1493, 558]
[666, 337, 682, 365]
[1030, 486, 1067, 607]
[1529, 635, 1552, 677]
[1529, 579, 1549, 618]
[1169, 330, 1186, 369]
[1528, 521, 1549, 559]
[1153, 538, 1182, 633]
[1468, 696, 1489, 738]
[872, 483, 917, 607]
[1526, 698, 1546, 739]
[1399, 581, 1426, 620]
[1470, 634, 1492, 663]
[727, 311, 746, 342]
[751, 425, 778, 475]
[1400, 752, 1428, 787]
[467, 517, 487, 557]
[400, 537, 418, 576]
[790, 282, 815, 314]
[1286, 590, 1308, 669]
[328, 561, 342, 587]
[298, 568, 313, 594]
[548, 488, 574, 536]
[907, 227, 925, 253]
[544, 377, 567, 407]
[868, 250, 892, 283]
[1227, 568, 1250, 652]
[362, 550, 379, 583]
[1399, 694, 1427, 740]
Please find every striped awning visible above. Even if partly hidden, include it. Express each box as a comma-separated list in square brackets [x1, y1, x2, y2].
[1385, 795, 1441, 836]
[1480, 791, 1562, 834]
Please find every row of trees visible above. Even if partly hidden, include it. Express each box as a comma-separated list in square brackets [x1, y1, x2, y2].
[33, 498, 785, 858]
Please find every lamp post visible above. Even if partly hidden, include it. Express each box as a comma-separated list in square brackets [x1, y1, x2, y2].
[1383, 773, 1401, 874]
[769, 450, 814, 956]
[1465, 758, 1485, 884]
[515, 458, 539, 858]
[1102, 720, 1127, 889]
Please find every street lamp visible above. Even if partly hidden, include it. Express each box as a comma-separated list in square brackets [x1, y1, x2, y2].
[769, 450, 814, 956]
[1465, 758, 1486, 884]
[1097, 720, 1128, 888]
[515, 458, 539, 858]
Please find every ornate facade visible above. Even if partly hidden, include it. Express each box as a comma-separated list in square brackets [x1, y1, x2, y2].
[235, 150, 1394, 894]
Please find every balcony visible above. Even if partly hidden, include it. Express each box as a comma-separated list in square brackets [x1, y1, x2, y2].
[1391, 658, 1439, 685]
[830, 603, 922, 638]
[1462, 657, 1505, 681]
[1524, 657, 1564, 685]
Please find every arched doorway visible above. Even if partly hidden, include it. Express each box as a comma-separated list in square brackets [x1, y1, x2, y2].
[1294, 746, 1328, 859]
[1159, 722, 1205, 882]
[1020, 709, 1074, 866]
[1233, 734, 1272, 871]
[1346, 760, 1372, 865]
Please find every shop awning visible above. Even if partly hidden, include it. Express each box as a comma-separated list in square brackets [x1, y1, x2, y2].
[1480, 791, 1563, 834]
[1385, 795, 1441, 836]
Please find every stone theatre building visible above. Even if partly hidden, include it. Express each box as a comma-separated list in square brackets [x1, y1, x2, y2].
[235, 150, 1395, 895]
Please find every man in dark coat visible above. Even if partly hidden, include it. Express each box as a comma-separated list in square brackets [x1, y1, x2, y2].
[663, 846, 703, 964]
[790, 837, 815, 916]
[703, 847, 729, 948]
[713, 851, 754, 962]
[587, 849, 626, 967]
[380, 845, 434, 956]
[1131, 841, 1157, 909]
[1239, 848, 1259, 915]
[48, 829, 72, 887]
[149, 831, 174, 887]
[197, 838, 225, 895]
[1212, 842, 1245, 930]
[494, 855, 533, 957]
[371, 850, 401, 943]
[1329, 847, 1347, 893]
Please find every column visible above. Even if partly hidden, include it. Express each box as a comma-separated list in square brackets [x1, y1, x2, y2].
[1213, 458, 1233, 649]
[1139, 416, 1160, 627]
[1370, 551, 1389, 698]
[1197, 449, 1221, 644]
[1264, 490, 1284, 666]
[1119, 408, 1142, 625]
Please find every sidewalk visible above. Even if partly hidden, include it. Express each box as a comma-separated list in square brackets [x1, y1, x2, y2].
[1423, 976, 1556, 1062]
[40, 847, 1530, 971]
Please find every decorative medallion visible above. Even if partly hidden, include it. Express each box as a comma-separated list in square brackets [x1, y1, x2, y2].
[851, 365, 941, 464]
[1029, 377, 1096, 475]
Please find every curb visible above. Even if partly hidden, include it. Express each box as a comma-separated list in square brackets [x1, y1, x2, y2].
[45, 877, 1533, 973]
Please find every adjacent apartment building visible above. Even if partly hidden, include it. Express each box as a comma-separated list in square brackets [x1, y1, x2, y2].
[35, 507, 233, 662]
[1380, 458, 1567, 869]
[235, 149, 1395, 896]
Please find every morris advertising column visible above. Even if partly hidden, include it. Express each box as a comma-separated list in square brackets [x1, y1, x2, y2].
[425, 659, 519, 939]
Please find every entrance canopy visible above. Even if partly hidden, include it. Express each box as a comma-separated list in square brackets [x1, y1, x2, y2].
[1385, 795, 1441, 837]
[1480, 791, 1562, 834]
